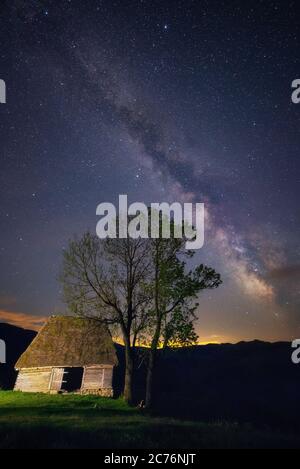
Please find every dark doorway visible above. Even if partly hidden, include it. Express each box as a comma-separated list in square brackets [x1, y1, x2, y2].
[61, 368, 84, 392]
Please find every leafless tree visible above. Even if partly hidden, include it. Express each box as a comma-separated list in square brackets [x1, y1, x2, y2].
[60, 232, 151, 404]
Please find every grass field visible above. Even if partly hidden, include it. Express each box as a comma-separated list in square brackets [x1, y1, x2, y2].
[0, 391, 299, 449]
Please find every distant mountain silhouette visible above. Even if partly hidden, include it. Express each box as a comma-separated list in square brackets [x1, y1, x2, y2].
[0, 323, 36, 389]
[1, 322, 299, 428]
[147, 341, 300, 428]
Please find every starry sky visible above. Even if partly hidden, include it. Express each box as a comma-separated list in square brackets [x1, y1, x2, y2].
[0, 0, 299, 342]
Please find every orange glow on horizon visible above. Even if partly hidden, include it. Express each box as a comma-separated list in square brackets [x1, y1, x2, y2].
[0, 311, 285, 345]
[113, 338, 224, 348]
[0, 310, 47, 331]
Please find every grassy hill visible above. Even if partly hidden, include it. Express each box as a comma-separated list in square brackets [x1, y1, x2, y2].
[0, 391, 299, 449]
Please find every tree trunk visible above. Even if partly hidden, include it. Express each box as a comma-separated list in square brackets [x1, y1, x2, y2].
[145, 318, 162, 408]
[145, 346, 156, 408]
[145, 243, 161, 409]
[123, 339, 134, 405]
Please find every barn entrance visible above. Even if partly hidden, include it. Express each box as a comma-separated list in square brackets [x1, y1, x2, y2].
[61, 368, 84, 392]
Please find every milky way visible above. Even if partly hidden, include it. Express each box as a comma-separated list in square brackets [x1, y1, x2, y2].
[0, 0, 299, 341]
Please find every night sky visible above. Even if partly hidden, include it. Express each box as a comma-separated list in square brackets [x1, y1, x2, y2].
[0, 0, 299, 342]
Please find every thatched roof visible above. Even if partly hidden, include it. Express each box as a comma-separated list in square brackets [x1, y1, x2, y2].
[15, 316, 118, 369]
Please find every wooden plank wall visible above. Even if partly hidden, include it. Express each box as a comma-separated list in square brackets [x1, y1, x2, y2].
[82, 366, 113, 390]
[14, 368, 52, 393]
[49, 368, 64, 392]
[103, 367, 113, 388]
[15, 366, 114, 393]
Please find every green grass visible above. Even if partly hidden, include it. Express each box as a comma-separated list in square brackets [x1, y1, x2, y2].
[0, 391, 299, 449]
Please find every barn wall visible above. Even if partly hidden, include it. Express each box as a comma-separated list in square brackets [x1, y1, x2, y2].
[14, 368, 52, 393]
[103, 367, 113, 388]
[81, 366, 113, 397]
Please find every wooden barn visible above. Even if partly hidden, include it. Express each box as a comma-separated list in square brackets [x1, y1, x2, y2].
[14, 316, 118, 396]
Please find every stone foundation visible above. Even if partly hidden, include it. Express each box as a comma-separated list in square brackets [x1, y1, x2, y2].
[79, 387, 113, 397]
